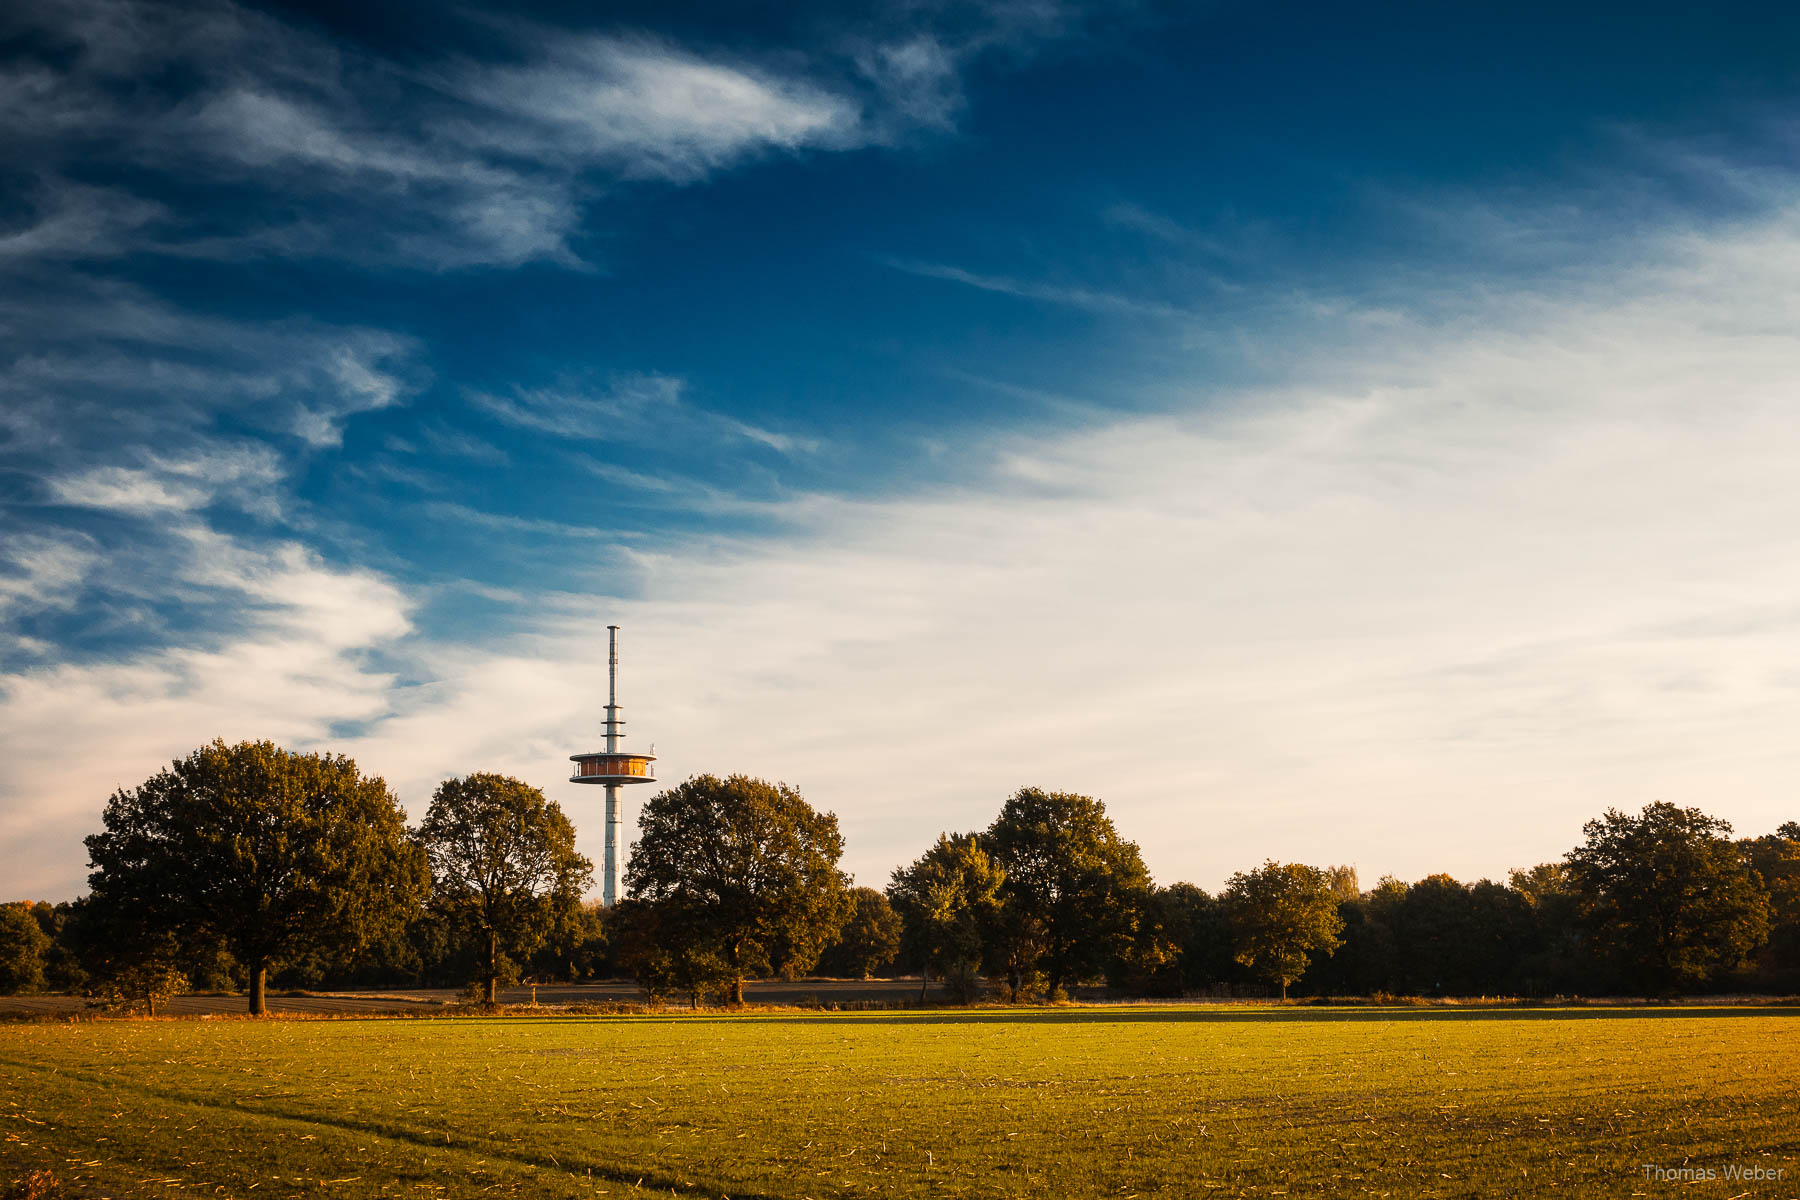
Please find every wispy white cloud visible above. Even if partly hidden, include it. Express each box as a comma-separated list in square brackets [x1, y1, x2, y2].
[469, 373, 685, 437]
[567, 458, 836, 523]
[416, 425, 511, 466]
[0, 276, 421, 449]
[47, 444, 287, 517]
[0, 177, 168, 263]
[301, 341, 413, 447]
[716, 418, 823, 457]
[47, 468, 210, 516]
[418, 502, 618, 542]
[856, 36, 963, 132]
[843, 0, 1120, 140]
[0, 0, 1000, 272]
[471, 373, 821, 457]
[454, 35, 861, 183]
[582, 462, 682, 494]
[882, 255, 1199, 320]
[1101, 202, 1269, 275]
[175, 527, 412, 651]
[0, 0, 1126, 280]
[0, 533, 98, 627]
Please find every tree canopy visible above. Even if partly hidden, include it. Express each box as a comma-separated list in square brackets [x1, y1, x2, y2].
[417, 773, 593, 1004]
[984, 787, 1153, 998]
[625, 774, 850, 1005]
[1222, 860, 1345, 999]
[0, 903, 48, 995]
[887, 833, 1003, 1001]
[820, 886, 903, 979]
[1743, 822, 1800, 985]
[1566, 802, 1769, 992]
[608, 895, 734, 1009]
[84, 739, 428, 1014]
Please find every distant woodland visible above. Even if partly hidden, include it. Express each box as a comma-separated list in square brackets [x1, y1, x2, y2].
[3, 740, 1795, 1011]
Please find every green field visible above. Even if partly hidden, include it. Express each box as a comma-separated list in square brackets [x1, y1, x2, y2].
[3, 1006, 1797, 1199]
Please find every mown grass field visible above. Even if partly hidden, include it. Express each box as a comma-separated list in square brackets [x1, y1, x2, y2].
[3, 1005, 1797, 1199]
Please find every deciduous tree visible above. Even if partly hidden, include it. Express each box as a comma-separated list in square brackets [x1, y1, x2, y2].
[820, 887, 903, 979]
[1165, 882, 1237, 993]
[1464, 879, 1535, 994]
[888, 834, 1003, 1001]
[528, 899, 608, 984]
[1323, 865, 1361, 902]
[1743, 822, 1800, 985]
[985, 787, 1153, 999]
[626, 774, 850, 1005]
[62, 886, 193, 1014]
[30, 901, 87, 993]
[1392, 873, 1480, 994]
[1566, 802, 1769, 993]
[1507, 863, 1588, 995]
[1111, 884, 1199, 997]
[418, 773, 593, 1005]
[1222, 861, 1344, 999]
[0, 903, 48, 995]
[85, 740, 428, 1014]
[609, 896, 733, 1008]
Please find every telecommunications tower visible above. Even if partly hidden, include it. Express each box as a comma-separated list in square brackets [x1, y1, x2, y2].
[569, 625, 656, 906]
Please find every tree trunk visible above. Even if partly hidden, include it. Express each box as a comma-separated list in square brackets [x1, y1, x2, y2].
[486, 930, 499, 1006]
[249, 963, 268, 1016]
[919, 970, 930, 1002]
[1279, 979, 1288, 1001]
[724, 939, 746, 1007]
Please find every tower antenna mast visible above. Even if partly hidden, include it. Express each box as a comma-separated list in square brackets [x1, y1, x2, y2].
[569, 624, 656, 905]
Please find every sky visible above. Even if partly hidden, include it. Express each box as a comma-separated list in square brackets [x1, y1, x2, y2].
[5, 0, 1800, 901]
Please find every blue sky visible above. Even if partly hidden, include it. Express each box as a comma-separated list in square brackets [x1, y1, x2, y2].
[6, 0, 1800, 900]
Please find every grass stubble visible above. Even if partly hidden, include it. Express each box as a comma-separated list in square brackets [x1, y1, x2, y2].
[2, 1005, 1797, 1199]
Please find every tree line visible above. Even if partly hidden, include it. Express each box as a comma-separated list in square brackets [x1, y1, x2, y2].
[2, 739, 1796, 1011]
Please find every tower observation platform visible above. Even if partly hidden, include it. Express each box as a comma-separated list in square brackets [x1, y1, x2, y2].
[570, 625, 655, 906]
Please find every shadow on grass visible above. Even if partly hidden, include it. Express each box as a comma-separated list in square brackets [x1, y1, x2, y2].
[2, 1057, 795, 1200]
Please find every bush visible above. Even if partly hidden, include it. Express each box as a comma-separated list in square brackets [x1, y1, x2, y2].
[89, 961, 189, 1016]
